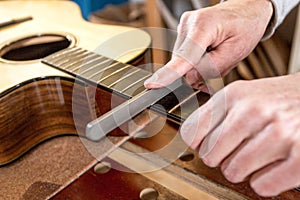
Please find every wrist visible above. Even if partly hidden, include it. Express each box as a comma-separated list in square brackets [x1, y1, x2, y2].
[220, 0, 274, 40]
[260, 0, 275, 39]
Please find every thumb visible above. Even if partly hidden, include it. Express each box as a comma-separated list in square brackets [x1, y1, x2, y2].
[144, 35, 208, 89]
[144, 56, 194, 89]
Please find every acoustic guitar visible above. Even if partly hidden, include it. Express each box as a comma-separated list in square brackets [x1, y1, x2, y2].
[1, 1, 300, 200]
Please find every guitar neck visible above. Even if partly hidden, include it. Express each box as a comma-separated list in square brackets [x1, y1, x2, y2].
[42, 47, 210, 123]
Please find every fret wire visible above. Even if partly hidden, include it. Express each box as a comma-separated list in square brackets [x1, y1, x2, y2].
[45, 47, 79, 62]
[53, 49, 88, 66]
[57, 49, 90, 68]
[168, 89, 202, 114]
[61, 51, 95, 70]
[108, 68, 141, 88]
[120, 74, 151, 93]
[97, 65, 131, 84]
[69, 54, 103, 73]
[47, 47, 82, 64]
[87, 62, 124, 81]
[62, 53, 99, 74]
[48, 49, 86, 67]
[78, 57, 114, 78]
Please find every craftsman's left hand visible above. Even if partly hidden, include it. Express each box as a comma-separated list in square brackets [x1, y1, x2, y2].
[181, 73, 300, 197]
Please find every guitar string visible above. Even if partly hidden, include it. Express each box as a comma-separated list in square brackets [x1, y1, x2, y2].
[168, 89, 202, 114]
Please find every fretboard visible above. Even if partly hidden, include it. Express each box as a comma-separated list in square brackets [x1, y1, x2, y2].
[42, 47, 210, 123]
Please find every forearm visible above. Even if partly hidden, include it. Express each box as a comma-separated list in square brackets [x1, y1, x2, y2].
[264, 0, 300, 39]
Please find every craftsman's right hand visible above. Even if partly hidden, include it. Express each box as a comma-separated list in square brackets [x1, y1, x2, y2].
[144, 0, 273, 90]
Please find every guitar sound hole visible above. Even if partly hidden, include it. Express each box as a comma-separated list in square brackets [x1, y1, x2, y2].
[0, 34, 75, 61]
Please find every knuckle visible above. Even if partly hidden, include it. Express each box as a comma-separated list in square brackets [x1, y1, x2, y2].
[242, 100, 268, 121]
[223, 80, 246, 101]
[179, 11, 192, 25]
[270, 123, 293, 144]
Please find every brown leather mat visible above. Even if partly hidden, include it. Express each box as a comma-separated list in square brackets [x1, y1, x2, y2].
[0, 135, 124, 200]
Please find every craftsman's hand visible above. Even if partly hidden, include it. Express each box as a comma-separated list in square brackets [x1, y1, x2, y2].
[144, 0, 273, 89]
[181, 73, 300, 197]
